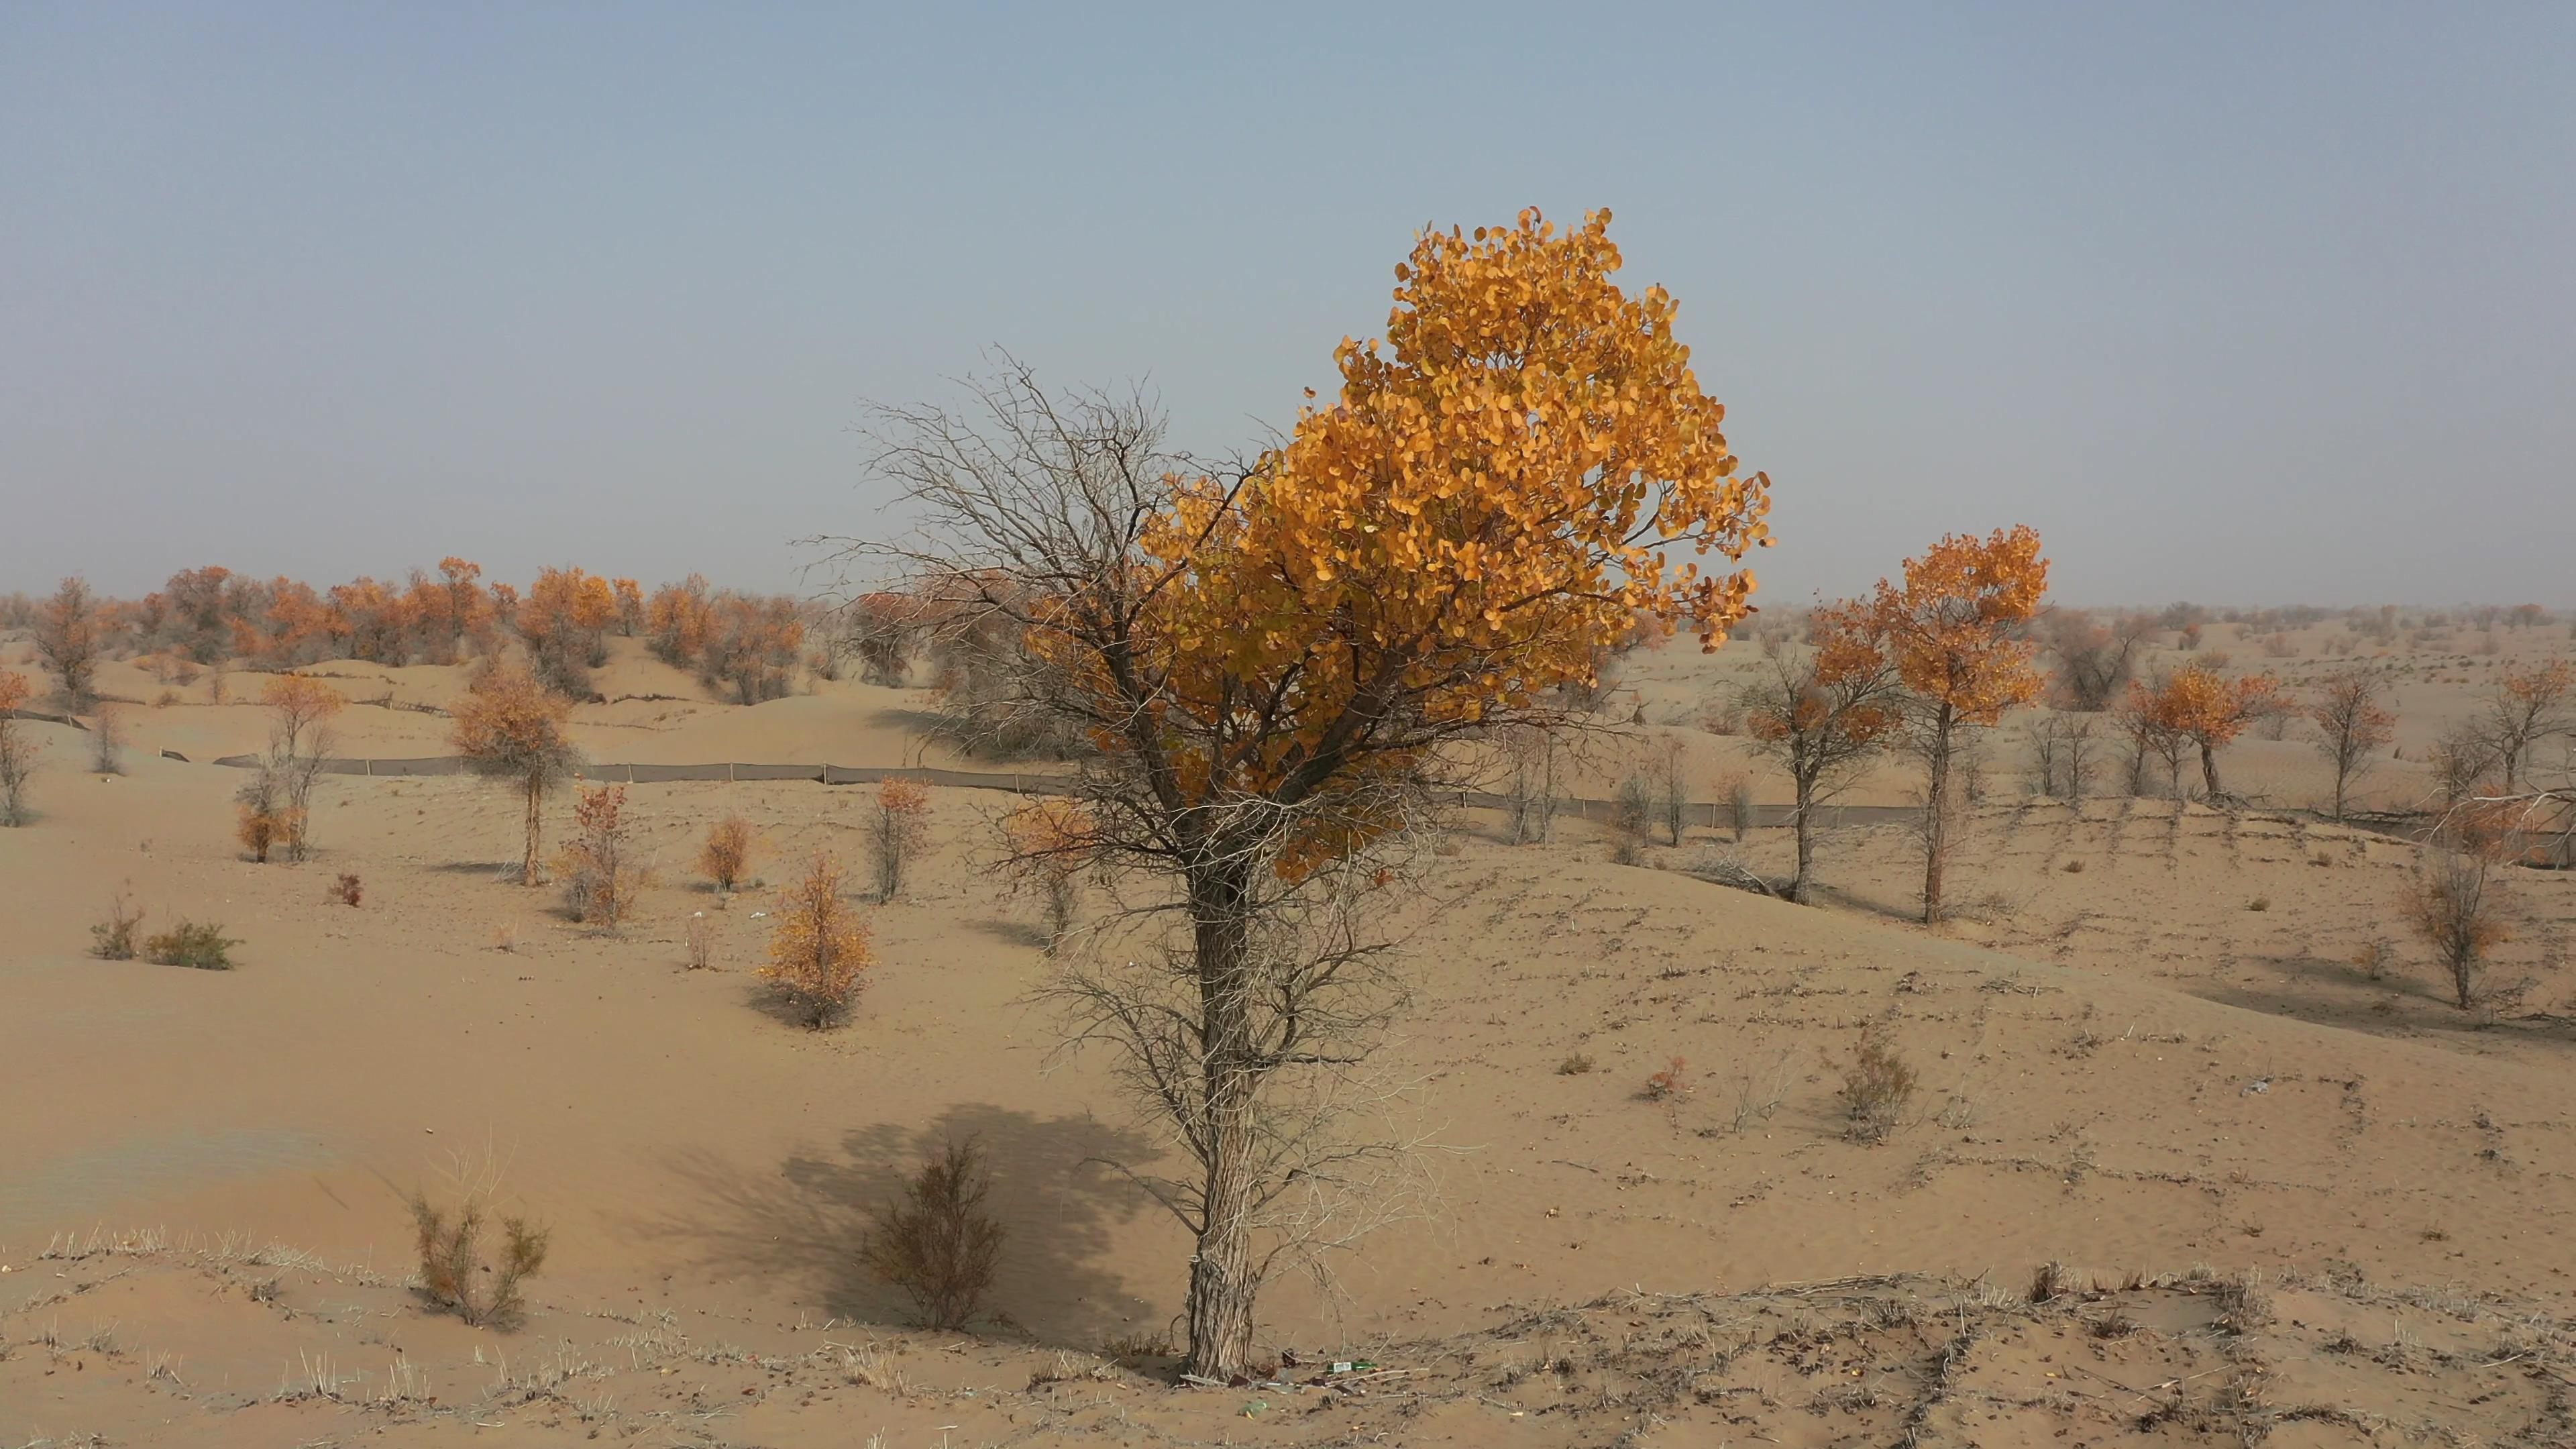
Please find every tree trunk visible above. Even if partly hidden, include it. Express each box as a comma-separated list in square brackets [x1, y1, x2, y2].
[2330, 759, 2348, 820]
[523, 774, 544, 885]
[2198, 742, 2223, 801]
[1921, 711, 1954, 924]
[1790, 773, 1817, 905]
[1183, 860, 1262, 1381]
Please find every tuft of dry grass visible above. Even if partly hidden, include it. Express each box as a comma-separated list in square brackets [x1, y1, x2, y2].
[1836, 1028, 1918, 1144]
[90, 886, 145, 960]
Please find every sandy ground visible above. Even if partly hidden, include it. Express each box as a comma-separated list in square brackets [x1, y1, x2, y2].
[5, 619, 2575, 1446]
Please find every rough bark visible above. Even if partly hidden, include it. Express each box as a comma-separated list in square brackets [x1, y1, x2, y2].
[1920, 706, 1956, 924]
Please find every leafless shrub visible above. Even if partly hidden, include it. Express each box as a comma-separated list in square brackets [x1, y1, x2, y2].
[0, 702, 39, 827]
[1651, 735, 1690, 845]
[861, 1137, 1007, 1331]
[332, 873, 363, 907]
[1722, 771, 1756, 843]
[1642, 1056, 1692, 1102]
[89, 705, 126, 775]
[686, 912, 714, 970]
[1502, 724, 1562, 844]
[1609, 774, 1653, 865]
[2404, 850, 2510, 1010]
[1836, 1028, 1918, 1144]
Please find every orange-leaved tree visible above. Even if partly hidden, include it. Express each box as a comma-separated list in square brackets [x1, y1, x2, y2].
[450, 665, 582, 884]
[258, 674, 346, 861]
[840, 209, 1771, 1378]
[760, 851, 873, 1027]
[2127, 660, 2286, 801]
[1867, 527, 2049, 923]
[1740, 599, 1901, 903]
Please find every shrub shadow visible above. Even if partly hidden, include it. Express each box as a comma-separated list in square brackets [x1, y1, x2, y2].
[643, 1106, 1164, 1345]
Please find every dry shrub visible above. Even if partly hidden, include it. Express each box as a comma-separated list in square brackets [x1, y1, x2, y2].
[1555, 1051, 1597, 1076]
[686, 911, 714, 970]
[91, 887, 145, 959]
[89, 705, 126, 775]
[1609, 774, 1653, 865]
[2404, 850, 2510, 1010]
[333, 873, 364, 907]
[406, 1185, 549, 1328]
[1836, 1028, 1917, 1143]
[698, 813, 757, 892]
[1004, 800, 1087, 953]
[233, 762, 299, 863]
[861, 1137, 1006, 1331]
[0, 670, 44, 826]
[869, 778, 930, 900]
[1642, 1055, 1692, 1102]
[1719, 770, 1756, 842]
[760, 851, 874, 1027]
[146, 920, 237, 970]
[555, 784, 643, 925]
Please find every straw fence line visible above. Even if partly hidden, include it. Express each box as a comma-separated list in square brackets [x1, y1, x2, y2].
[201, 751, 1919, 831]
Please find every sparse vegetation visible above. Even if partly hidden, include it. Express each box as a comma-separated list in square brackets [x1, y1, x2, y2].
[450, 665, 582, 884]
[0, 669, 40, 826]
[1556, 1051, 1597, 1076]
[333, 872, 364, 907]
[90, 888, 145, 959]
[1642, 1056, 1693, 1102]
[867, 777, 930, 900]
[861, 1136, 1007, 1331]
[696, 813, 757, 892]
[555, 784, 643, 924]
[1837, 1028, 1919, 1143]
[406, 1183, 550, 1328]
[145, 920, 238, 971]
[89, 704, 125, 775]
[2404, 849, 2510, 1010]
[759, 851, 873, 1027]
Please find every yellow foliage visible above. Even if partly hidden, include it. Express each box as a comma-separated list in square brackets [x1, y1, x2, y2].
[761, 851, 875, 1027]
[1038, 208, 1772, 873]
[1868, 526, 2050, 725]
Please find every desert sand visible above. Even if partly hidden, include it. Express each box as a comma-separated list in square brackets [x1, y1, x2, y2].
[5, 619, 2575, 1447]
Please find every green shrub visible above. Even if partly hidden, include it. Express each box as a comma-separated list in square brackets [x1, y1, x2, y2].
[146, 920, 239, 970]
[90, 888, 145, 959]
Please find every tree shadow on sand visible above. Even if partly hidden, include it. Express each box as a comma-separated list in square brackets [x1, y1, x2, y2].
[639, 1106, 1167, 1346]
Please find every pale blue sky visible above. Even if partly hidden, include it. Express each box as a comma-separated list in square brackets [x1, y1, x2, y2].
[4, 3, 2570, 606]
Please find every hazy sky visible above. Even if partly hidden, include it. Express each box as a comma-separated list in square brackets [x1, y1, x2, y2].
[5, 3, 2570, 608]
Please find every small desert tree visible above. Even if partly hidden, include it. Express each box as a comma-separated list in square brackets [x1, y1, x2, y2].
[2308, 667, 2396, 819]
[89, 704, 127, 775]
[1740, 601, 1901, 902]
[1004, 797, 1089, 952]
[35, 576, 101, 708]
[556, 784, 643, 924]
[2485, 660, 2571, 789]
[868, 777, 931, 900]
[2129, 661, 2286, 802]
[861, 1136, 1007, 1330]
[760, 851, 874, 1026]
[1867, 527, 2049, 924]
[260, 675, 345, 861]
[698, 813, 758, 892]
[2405, 849, 2509, 1010]
[0, 671, 40, 826]
[1650, 734, 1690, 847]
[2041, 609, 2147, 712]
[450, 665, 582, 884]
[835, 209, 1772, 1377]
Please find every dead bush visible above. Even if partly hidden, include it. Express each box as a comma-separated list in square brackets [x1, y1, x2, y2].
[1835, 1028, 1918, 1143]
[686, 911, 714, 970]
[1555, 1051, 1597, 1076]
[90, 887, 145, 959]
[698, 813, 757, 892]
[1721, 771, 1756, 842]
[333, 873, 364, 907]
[2404, 850, 2510, 1010]
[405, 1187, 550, 1328]
[89, 705, 126, 775]
[861, 1137, 1006, 1331]
[0, 671, 42, 826]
